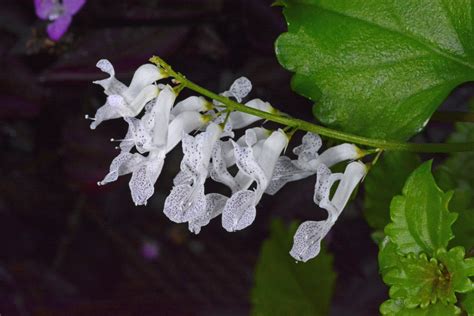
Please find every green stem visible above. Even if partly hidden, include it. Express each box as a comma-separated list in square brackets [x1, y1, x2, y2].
[151, 56, 474, 153]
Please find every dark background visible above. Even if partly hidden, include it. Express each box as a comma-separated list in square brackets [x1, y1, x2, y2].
[1, 1, 472, 315]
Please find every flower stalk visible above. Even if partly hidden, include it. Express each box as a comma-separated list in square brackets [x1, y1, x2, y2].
[150, 56, 474, 154]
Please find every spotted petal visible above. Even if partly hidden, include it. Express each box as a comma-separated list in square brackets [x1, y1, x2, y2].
[293, 132, 322, 168]
[163, 184, 206, 223]
[189, 193, 228, 234]
[266, 156, 313, 195]
[98, 152, 145, 185]
[290, 221, 332, 262]
[93, 59, 128, 96]
[210, 140, 240, 193]
[129, 151, 166, 206]
[222, 190, 257, 232]
[223, 77, 252, 102]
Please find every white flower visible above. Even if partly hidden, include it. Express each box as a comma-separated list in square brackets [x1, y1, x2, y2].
[210, 127, 270, 193]
[266, 132, 364, 195]
[188, 193, 228, 234]
[228, 99, 277, 129]
[221, 129, 288, 232]
[98, 86, 177, 205]
[290, 161, 367, 262]
[87, 59, 166, 129]
[170, 96, 212, 119]
[163, 122, 223, 223]
[219, 76, 252, 103]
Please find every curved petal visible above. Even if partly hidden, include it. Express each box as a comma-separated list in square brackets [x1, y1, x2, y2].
[228, 99, 275, 129]
[163, 184, 206, 223]
[293, 132, 321, 167]
[93, 59, 127, 96]
[306, 143, 362, 171]
[222, 77, 252, 102]
[171, 96, 209, 117]
[98, 152, 144, 185]
[166, 111, 209, 152]
[149, 86, 176, 147]
[290, 220, 332, 262]
[265, 156, 313, 195]
[46, 14, 72, 41]
[122, 64, 164, 103]
[221, 190, 256, 232]
[129, 152, 165, 206]
[189, 193, 227, 234]
[210, 141, 240, 192]
[331, 161, 367, 216]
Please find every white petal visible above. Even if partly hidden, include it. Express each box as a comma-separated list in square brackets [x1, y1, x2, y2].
[126, 84, 159, 117]
[163, 183, 206, 223]
[149, 85, 176, 147]
[331, 161, 367, 216]
[122, 64, 164, 103]
[210, 140, 240, 192]
[189, 193, 227, 234]
[293, 132, 321, 167]
[265, 156, 313, 195]
[129, 151, 165, 206]
[290, 220, 332, 262]
[93, 59, 127, 96]
[166, 111, 209, 152]
[224, 76, 252, 102]
[123, 117, 153, 153]
[313, 164, 342, 209]
[306, 143, 362, 171]
[171, 96, 209, 117]
[99, 152, 144, 185]
[229, 99, 275, 129]
[173, 170, 194, 186]
[257, 129, 288, 180]
[221, 190, 256, 232]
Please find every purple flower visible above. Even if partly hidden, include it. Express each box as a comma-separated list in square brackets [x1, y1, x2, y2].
[34, 0, 86, 41]
[141, 240, 160, 261]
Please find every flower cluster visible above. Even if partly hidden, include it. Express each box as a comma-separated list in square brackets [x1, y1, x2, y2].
[87, 59, 368, 262]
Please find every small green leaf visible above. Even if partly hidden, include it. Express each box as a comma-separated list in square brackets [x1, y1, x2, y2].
[385, 161, 457, 256]
[251, 219, 336, 316]
[436, 247, 474, 294]
[383, 252, 455, 307]
[364, 152, 420, 231]
[378, 238, 401, 276]
[380, 299, 460, 316]
[435, 119, 474, 250]
[276, 0, 474, 140]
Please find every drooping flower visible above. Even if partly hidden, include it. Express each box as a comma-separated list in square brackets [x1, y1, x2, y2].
[266, 132, 364, 195]
[290, 161, 367, 262]
[221, 129, 288, 232]
[34, 0, 86, 41]
[87, 59, 167, 129]
[98, 86, 177, 205]
[163, 122, 223, 223]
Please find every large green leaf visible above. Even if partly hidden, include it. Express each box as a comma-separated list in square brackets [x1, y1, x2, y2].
[251, 219, 336, 316]
[462, 291, 474, 316]
[364, 152, 420, 231]
[385, 161, 457, 256]
[276, 0, 474, 140]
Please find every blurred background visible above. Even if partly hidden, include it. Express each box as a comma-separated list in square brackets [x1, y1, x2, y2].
[1, 1, 473, 315]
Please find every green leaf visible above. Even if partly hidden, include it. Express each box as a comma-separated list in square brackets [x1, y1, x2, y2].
[383, 252, 455, 307]
[435, 119, 474, 250]
[385, 161, 457, 256]
[276, 0, 474, 140]
[364, 152, 420, 231]
[251, 219, 336, 316]
[436, 247, 474, 294]
[380, 299, 460, 316]
[462, 291, 474, 316]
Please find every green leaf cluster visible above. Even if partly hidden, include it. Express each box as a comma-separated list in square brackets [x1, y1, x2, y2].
[379, 161, 474, 315]
[251, 219, 336, 316]
[276, 0, 474, 140]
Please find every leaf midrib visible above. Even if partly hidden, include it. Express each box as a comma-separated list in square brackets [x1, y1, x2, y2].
[293, 2, 474, 72]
